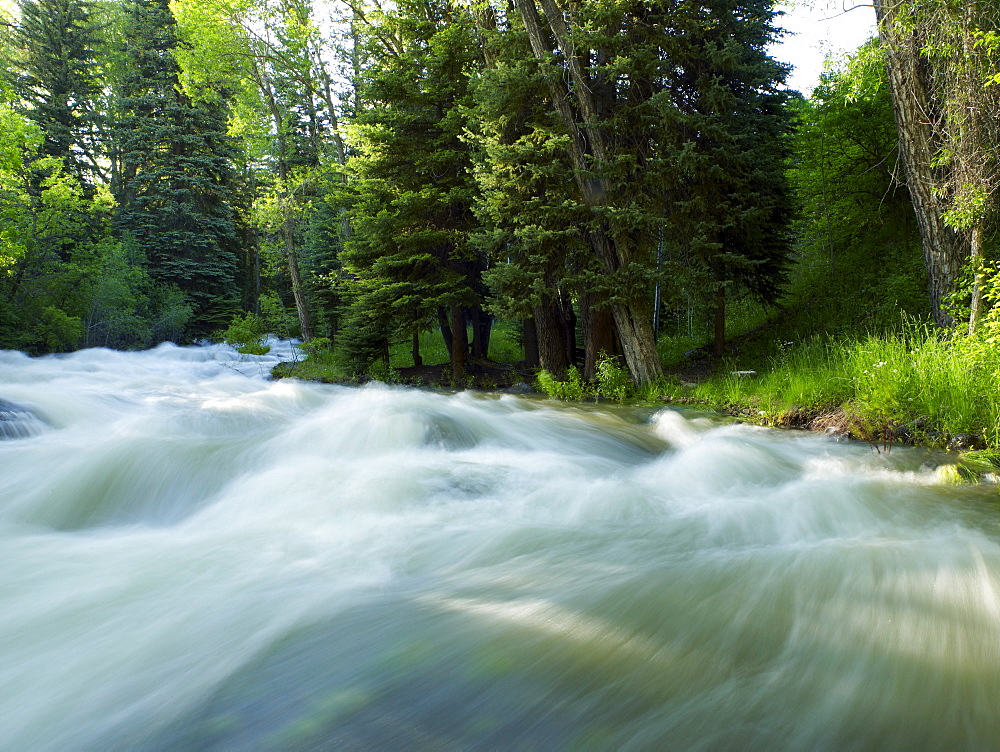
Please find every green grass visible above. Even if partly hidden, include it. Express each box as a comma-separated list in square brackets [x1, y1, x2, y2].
[693, 327, 1000, 447]
[388, 321, 524, 369]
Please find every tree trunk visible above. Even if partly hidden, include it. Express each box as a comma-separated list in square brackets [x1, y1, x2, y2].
[282, 216, 314, 341]
[969, 223, 984, 335]
[470, 306, 492, 359]
[533, 296, 571, 376]
[514, 0, 663, 385]
[522, 316, 540, 369]
[589, 226, 662, 385]
[873, 0, 968, 326]
[581, 292, 621, 380]
[412, 331, 422, 367]
[438, 307, 453, 358]
[449, 305, 467, 380]
[713, 283, 726, 358]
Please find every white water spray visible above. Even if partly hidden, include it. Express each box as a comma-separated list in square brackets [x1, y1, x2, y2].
[0, 342, 998, 750]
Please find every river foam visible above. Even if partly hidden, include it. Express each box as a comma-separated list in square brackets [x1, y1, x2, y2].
[1, 342, 998, 750]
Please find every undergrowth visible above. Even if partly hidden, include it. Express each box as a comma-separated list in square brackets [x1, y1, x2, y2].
[694, 325, 1000, 447]
[537, 354, 680, 404]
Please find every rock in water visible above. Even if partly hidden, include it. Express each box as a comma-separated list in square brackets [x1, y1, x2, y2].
[0, 399, 46, 439]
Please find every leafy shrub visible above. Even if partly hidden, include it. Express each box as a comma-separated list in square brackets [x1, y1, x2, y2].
[222, 313, 270, 355]
[537, 366, 589, 401]
[594, 353, 632, 402]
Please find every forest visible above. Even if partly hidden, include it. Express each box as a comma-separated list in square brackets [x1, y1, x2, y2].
[0, 0, 998, 404]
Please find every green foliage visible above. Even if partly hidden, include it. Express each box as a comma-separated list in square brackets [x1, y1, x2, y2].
[594, 354, 631, 403]
[78, 237, 158, 349]
[657, 0, 794, 317]
[221, 312, 270, 355]
[536, 355, 635, 403]
[275, 343, 350, 383]
[112, 0, 244, 340]
[694, 324, 1000, 447]
[537, 365, 588, 401]
[784, 40, 928, 337]
[10, 0, 104, 180]
[340, 0, 484, 374]
[486, 321, 523, 364]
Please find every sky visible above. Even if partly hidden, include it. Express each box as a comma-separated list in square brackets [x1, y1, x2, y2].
[770, 0, 879, 94]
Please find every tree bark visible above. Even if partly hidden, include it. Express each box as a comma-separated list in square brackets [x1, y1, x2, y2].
[469, 306, 493, 359]
[581, 292, 621, 380]
[533, 295, 571, 376]
[514, 0, 663, 384]
[282, 216, 314, 341]
[438, 307, 453, 358]
[449, 305, 467, 380]
[873, 0, 968, 326]
[412, 331, 422, 367]
[522, 316, 540, 369]
[969, 223, 984, 335]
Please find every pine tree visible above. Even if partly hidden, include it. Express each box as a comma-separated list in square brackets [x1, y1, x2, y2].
[12, 0, 103, 182]
[659, 0, 794, 355]
[476, 0, 791, 378]
[343, 0, 486, 379]
[111, 0, 243, 336]
[469, 22, 590, 376]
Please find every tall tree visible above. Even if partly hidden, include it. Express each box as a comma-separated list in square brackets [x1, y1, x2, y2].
[112, 0, 244, 336]
[873, 0, 1000, 327]
[484, 0, 792, 377]
[11, 0, 104, 184]
[342, 0, 486, 379]
[469, 11, 591, 377]
[512, 0, 665, 385]
[659, 0, 793, 356]
[172, 0, 351, 340]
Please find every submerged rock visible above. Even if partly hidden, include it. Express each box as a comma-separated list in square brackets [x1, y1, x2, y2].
[947, 433, 982, 451]
[0, 399, 47, 439]
[503, 382, 536, 395]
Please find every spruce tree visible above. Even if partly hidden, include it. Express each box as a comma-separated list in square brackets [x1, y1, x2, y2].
[112, 0, 242, 336]
[659, 0, 793, 355]
[343, 0, 485, 378]
[12, 0, 102, 182]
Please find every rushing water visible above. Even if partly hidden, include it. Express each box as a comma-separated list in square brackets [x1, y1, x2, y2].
[1, 342, 999, 751]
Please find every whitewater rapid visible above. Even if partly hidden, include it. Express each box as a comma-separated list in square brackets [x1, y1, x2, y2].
[0, 342, 998, 750]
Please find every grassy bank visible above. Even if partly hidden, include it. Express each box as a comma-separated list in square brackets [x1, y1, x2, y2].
[262, 313, 1000, 453]
[686, 327, 1000, 449]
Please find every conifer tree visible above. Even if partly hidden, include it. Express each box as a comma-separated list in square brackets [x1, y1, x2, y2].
[478, 0, 791, 376]
[111, 0, 243, 336]
[659, 0, 793, 356]
[11, 0, 103, 182]
[342, 0, 486, 379]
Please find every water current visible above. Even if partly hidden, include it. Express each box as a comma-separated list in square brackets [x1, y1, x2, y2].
[1, 341, 999, 750]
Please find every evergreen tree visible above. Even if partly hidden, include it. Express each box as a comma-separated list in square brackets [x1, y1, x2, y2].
[659, 0, 794, 355]
[111, 0, 243, 336]
[11, 0, 103, 183]
[342, 0, 486, 378]
[475, 0, 792, 377]
[470, 18, 590, 376]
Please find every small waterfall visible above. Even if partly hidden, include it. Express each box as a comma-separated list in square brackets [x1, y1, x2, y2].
[0, 398, 47, 439]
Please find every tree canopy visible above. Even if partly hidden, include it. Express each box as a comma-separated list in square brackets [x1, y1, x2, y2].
[0, 0, 995, 389]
